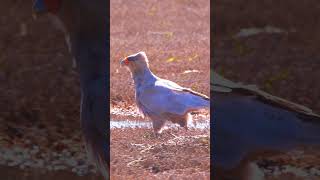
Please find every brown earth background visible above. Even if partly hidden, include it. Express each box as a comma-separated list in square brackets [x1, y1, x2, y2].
[110, 0, 210, 179]
[0, 0, 319, 179]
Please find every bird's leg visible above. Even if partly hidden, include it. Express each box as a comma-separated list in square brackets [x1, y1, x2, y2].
[152, 118, 166, 134]
[153, 131, 162, 138]
[148, 129, 165, 139]
[176, 117, 187, 128]
[184, 113, 191, 131]
[184, 126, 188, 133]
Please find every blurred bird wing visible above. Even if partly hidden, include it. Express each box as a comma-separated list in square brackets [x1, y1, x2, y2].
[211, 71, 241, 91]
[157, 79, 210, 100]
[211, 71, 320, 119]
[212, 71, 320, 170]
[213, 93, 312, 169]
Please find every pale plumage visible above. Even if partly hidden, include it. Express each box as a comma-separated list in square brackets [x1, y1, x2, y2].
[121, 52, 209, 133]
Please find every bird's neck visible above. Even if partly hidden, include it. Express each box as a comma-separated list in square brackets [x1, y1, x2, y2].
[132, 67, 157, 87]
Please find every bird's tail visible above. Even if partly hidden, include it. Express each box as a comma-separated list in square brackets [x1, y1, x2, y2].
[190, 99, 210, 111]
[193, 96, 210, 110]
[83, 131, 109, 179]
[198, 100, 210, 110]
[181, 88, 210, 110]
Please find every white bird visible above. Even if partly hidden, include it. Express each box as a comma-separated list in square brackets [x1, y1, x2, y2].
[212, 71, 320, 180]
[120, 52, 209, 133]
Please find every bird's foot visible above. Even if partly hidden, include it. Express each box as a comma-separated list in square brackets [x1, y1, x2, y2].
[154, 132, 161, 138]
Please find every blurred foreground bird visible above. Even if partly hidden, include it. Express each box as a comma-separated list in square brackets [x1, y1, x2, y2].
[120, 52, 209, 133]
[33, 0, 109, 179]
[212, 71, 320, 180]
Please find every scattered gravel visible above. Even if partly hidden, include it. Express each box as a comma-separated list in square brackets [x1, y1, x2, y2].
[262, 165, 320, 179]
[0, 139, 97, 176]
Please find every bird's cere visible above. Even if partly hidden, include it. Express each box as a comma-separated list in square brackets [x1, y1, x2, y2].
[120, 57, 129, 66]
[124, 58, 129, 65]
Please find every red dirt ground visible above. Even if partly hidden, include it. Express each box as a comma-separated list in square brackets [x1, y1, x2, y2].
[110, 0, 210, 179]
[1, 0, 210, 179]
[1, 0, 319, 179]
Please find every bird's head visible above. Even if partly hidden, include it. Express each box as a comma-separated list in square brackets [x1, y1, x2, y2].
[33, 0, 61, 15]
[33, 0, 76, 68]
[120, 51, 150, 74]
[32, 0, 65, 32]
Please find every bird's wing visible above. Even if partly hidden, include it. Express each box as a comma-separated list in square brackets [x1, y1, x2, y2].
[138, 85, 189, 116]
[155, 78, 185, 90]
[137, 79, 209, 117]
[211, 71, 320, 119]
[157, 79, 210, 101]
[211, 71, 320, 169]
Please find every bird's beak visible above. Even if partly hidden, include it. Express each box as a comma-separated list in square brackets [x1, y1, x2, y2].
[120, 58, 129, 67]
